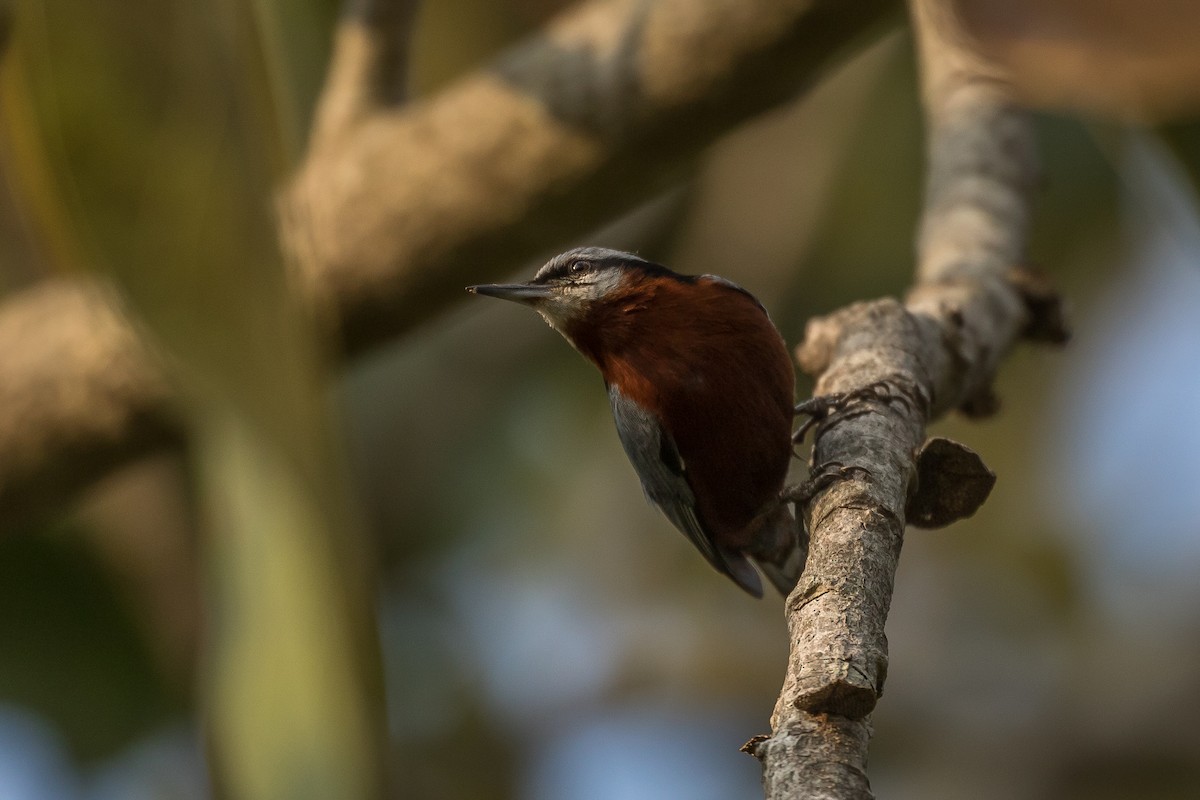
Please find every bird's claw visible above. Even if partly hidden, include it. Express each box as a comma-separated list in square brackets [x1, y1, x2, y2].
[791, 395, 844, 442]
[783, 461, 869, 506]
[792, 380, 899, 443]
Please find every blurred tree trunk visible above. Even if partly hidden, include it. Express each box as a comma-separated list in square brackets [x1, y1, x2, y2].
[4, 1, 390, 797]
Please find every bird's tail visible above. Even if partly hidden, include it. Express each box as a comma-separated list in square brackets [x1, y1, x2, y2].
[749, 503, 808, 597]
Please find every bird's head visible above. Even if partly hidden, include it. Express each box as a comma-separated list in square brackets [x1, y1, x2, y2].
[467, 247, 663, 336]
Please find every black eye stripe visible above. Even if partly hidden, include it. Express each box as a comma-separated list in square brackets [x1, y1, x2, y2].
[531, 249, 666, 285]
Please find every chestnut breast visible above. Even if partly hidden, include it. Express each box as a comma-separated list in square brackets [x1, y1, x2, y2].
[569, 275, 795, 546]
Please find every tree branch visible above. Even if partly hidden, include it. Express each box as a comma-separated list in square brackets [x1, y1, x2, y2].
[0, 0, 897, 527]
[0, 281, 179, 530]
[747, 0, 1061, 796]
[286, 0, 899, 352]
[309, 0, 420, 150]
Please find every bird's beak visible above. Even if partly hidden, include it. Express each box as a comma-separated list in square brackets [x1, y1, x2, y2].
[466, 283, 553, 305]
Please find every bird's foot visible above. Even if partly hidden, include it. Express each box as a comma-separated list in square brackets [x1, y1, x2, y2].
[782, 461, 870, 506]
[792, 380, 898, 443]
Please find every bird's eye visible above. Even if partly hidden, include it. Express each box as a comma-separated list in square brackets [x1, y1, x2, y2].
[569, 259, 593, 275]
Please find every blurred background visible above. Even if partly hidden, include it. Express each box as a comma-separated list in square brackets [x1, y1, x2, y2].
[1, 0, 1199, 798]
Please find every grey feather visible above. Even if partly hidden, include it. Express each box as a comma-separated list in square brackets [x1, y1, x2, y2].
[607, 385, 763, 596]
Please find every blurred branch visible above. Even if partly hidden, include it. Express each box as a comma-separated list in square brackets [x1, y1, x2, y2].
[286, 0, 900, 351]
[0, 0, 898, 527]
[0, 281, 179, 529]
[747, 0, 1062, 796]
[310, 0, 420, 150]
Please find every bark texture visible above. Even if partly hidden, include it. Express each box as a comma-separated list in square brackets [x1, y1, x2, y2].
[0, 0, 896, 529]
[0, 281, 178, 529]
[747, 716, 872, 800]
[747, 0, 1063, 795]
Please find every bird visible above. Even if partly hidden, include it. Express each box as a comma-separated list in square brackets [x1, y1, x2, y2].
[467, 247, 802, 597]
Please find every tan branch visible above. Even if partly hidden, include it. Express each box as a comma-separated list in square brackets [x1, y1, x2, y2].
[310, 0, 420, 150]
[287, 0, 899, 352]
[0, 281, 178, 529]
[0, 0, 895, 527]
[747, 0, 1061, 796]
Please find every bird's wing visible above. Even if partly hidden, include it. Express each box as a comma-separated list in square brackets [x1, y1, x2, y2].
[607, 385, 763, 596]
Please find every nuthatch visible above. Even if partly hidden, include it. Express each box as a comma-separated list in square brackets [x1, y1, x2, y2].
[468, 247, 802, 597]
